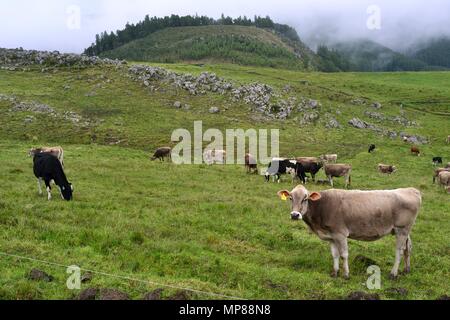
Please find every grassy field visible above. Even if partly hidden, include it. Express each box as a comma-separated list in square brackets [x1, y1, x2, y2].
[0, 63, 449, 300]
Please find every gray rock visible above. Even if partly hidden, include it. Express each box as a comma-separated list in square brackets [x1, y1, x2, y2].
[209, 107, 220, 114]
[372, 102, 382, 109]
[173, 101, 182, 109]
[326, 118, 341, 129]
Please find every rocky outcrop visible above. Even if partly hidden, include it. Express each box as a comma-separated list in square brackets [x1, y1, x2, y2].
[0, 48, 126, 70]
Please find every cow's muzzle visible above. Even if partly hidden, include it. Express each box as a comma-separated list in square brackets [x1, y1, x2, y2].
[291, 211, 302, 221]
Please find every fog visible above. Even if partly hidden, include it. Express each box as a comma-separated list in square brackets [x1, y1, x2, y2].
[0, 0, 449, 53]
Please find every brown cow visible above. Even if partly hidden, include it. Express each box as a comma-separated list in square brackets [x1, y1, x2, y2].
[433, 168, 450, 184]
[324, 164, 352, 188]
[245, 153, 258, 174]
[378, 164, 397, 175]
[320, 154, 338, 163]
[151, 147, 172, 162]
[29, 146, 64, 167]
[438, 171, 450, 190]
[277, 185, 422, 279]
[411, 146, 421, 157]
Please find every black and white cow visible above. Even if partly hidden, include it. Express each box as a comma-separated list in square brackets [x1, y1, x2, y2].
[265, 159, 306, 184]
[433, 157, 443, 166]
[33, 153, 73, 201]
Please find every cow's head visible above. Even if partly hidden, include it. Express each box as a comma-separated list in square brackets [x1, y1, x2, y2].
[60, 183, 73, 201]
[277, 185, 321, 220]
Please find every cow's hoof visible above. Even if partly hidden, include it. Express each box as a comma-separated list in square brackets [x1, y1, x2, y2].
[330, 271, 339, 278]
[389, 274, 398, 280]
[343, 275, 350, 281]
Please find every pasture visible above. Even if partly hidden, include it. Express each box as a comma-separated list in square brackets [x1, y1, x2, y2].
[0, 64, 449, 300]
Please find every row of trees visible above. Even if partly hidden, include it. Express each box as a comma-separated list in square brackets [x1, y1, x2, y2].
[84, 14, 299, 56]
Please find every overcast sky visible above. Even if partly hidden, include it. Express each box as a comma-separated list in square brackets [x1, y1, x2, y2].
[0, 0, 449, 53]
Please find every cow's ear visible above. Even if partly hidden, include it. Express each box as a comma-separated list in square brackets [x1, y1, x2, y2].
[309, 192, 322, 202]
[277, 190, 291, 201]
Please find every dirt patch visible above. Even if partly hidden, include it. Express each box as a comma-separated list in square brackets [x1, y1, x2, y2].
[77, 288, 99, 300]
[437, 295, 450, 300]
[143, 288, 164, 300]
[99, 289, 130, 300]
[385, 287, 408, 298]
[27, 269, 53, 282]
[346, 291, 380, 300]
[167, 290, 191, 300]
[352, 255, 378, 273]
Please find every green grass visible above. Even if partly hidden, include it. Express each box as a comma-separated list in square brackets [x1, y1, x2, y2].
[0, 63, 449, 300]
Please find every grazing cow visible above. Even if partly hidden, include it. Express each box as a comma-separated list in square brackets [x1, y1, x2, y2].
[296, 157, 323, 182]
[320, 154, 338, 163]
[324, 164, 352, 188]
[433, 168, 450, 184]
[29, 146, 64, 167]
[411, 146, 421, 157]
[33, 153, 73, 201]
[245, 153, 258, 174]
[368, 144, 376, 153]
[378, 164, 397, 175]
[265, 159, 306, 184]
[438, 171, 450, 190]
[432, 157, 443, 166]
[151, 147, 172, 162]
[277, 185, 422, 279]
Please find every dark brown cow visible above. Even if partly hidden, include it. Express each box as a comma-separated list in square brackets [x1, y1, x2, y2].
[324, 164, 352, 188]
[151, 147, 172, 162]
[378, 164, 397, 175]
[245, 153, 258, 174]
[295, 157, 323, 182]
[277, 185, 422, 279]
[411, 146, 421, 157]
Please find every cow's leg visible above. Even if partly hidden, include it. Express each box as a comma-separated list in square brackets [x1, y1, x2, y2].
[45, 180, 52, 201]
[403, 236, 412, 274]
[329, 176, 334, 188]
[330, 242, 340, 278]
[336, 237, 350, 279]
[390, 229, 408, 279]
[37, 178, 43, 195]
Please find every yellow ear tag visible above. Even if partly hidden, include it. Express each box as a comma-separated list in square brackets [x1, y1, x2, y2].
[281, 194, 288, 201]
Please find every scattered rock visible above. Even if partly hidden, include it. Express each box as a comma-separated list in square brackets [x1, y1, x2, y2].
[209, 107, 220, 114]
[81, 272, 93, 283]
[348, 118, 373, 129]
[0, 48, 126, 69]
[346, 291, 380, 300]
[27, 269, 53, 282]
[173, 101, 182, 109]
[372, 102, 382, 109]
[183, 104, 191, 110]
[326, 118, 341, 129]
[143, 288, 164, 300]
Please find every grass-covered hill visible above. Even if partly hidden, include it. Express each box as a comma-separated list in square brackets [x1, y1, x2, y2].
[99, 25, 316, 70]
[0, 50, 449, 300]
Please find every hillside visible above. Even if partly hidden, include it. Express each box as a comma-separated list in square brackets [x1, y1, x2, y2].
[411, 37, 450, 69]
[0, 49, 449, 300]
[99, 25, 316, 70]
[331, 39, 428, 72]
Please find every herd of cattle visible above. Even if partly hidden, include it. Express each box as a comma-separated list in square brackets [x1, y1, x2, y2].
[27, 139, 449, 279]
